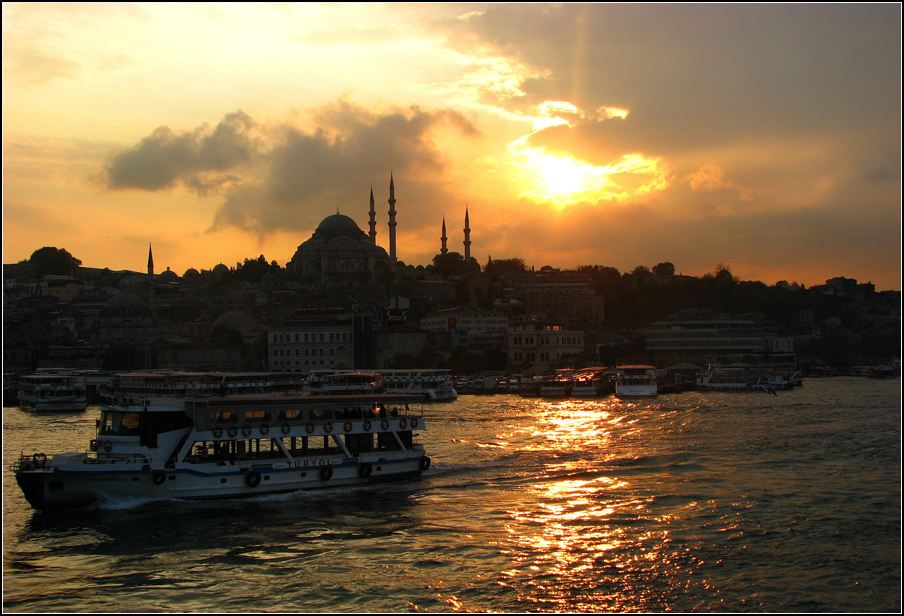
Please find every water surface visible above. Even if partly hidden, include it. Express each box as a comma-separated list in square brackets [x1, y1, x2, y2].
[3, 377, 900, 612]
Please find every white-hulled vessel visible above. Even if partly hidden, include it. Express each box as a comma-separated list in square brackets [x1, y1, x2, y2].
[12, 392, 430, 510]
[614, 365, 659, 398]
[377, 369, 458, 401]
[17, 370, 88, 412]
[302, 371, 385, 396]
[98, 370, 307, 404]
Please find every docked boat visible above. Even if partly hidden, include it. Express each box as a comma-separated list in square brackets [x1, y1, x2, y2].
[377, 369, 457, 401]
[12, 391, 430, 510]
[570, 370, 614, 398]
[17, 370, 88, 412]
[538, 375, 573, 398]
[517, 377, 542, 398]
[696, 365, 798, 392]
[99, 370, 308, 405]
[302, 371, 385, 396]
[614, 365, 659, 398]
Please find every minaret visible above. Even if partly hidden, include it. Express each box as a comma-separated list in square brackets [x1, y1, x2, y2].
[147, 243, 156, 322]
[441, 217, 448, 255]
[463, 206, 471, 263]
[368, 187, 377, 245]
[388, 173, 397, 262]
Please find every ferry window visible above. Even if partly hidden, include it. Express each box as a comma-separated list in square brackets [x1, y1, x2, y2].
[101, 411, 142, 436]
[244, 410, 267, 422]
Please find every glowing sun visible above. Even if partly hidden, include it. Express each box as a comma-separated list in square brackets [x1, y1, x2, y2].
[539, 155, 586, 195]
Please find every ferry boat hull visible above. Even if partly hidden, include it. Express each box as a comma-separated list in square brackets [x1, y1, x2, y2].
[14, 451, 428, 510]
[12, 393, 430, 510]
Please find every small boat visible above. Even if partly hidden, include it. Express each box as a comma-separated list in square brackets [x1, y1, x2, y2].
[377, 369, 458, 401]
[614, 365, 659, 398]
[867, 364, 901, 379]
[517, 377, 542, 398]
[570, 370, 614, 397]
[12, 391, 430, 510]
[537, 375, 573, 398]
[17, 370, 88, 412]
[696, 365, 798, 392]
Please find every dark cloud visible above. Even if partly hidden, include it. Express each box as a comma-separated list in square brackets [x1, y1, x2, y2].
[438, 4, 900, 153]
[105, 111, 260, 191]
[99, 101, 479, 237]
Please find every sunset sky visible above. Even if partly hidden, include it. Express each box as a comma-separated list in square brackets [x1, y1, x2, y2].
[3, 3, 901, 290]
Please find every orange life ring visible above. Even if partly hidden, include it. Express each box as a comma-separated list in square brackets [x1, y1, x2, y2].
[103, 440, 113, 453]
[344, 421, 353, 433]
[411, 418, 419, 429]
[362, 420, 372, 432]
[305, 423, 315, 434]
[399, 418, 408, 430]
[324, 422, 333, 434]
[381, 419, 389, 430]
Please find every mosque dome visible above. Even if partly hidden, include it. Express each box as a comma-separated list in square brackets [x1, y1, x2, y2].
[317, 213, 360, 231]
[183, 267, 201, 279]
[101, 292, 151, 319]
[158, 267, 179, 282]
[213, 311, 256, 331]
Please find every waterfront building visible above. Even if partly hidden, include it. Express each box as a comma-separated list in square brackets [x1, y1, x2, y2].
[507, 321, 585, 375]
[644, 316, 796, 366]
[267, 310, 356, 372]
[501, 269, 604, 329]
[420, 308, 509, 351]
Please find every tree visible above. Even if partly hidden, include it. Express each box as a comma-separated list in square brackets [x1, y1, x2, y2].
[484, 257, 526, 277]
[713, 263, 736, 284]
[235, 255, 282, 283]
[432, 252, 465, 278]
[29, 247, 82, 277]
[653, 262, 675, 276]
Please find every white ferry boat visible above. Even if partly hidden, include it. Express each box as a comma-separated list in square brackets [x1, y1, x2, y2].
[12, 392, 430, 510]
[303, 371, 386, 396]
[614, 365, 659, 398]
[99, 370, 307, 405]
[17, 370, 88, 412]
[696, 365, 799, 392]
[377, 369, 457, 401]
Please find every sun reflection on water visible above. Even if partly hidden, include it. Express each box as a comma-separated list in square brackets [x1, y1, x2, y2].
[497, 398, 681, 612]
